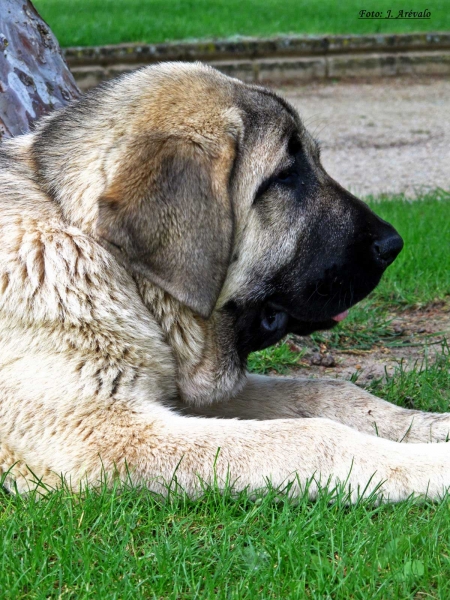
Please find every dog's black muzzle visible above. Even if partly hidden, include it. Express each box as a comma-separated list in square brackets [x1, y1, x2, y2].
[277, 202, 404, 340]
[226, 183, 404, 358]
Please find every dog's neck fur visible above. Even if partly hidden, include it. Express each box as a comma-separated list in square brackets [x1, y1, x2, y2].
[134, 275, 246, 406]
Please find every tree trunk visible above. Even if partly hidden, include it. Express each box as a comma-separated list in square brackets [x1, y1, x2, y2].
[0, 0, 80, 140]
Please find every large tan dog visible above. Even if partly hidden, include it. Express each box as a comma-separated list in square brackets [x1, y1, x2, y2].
[0, 63, 449, 501]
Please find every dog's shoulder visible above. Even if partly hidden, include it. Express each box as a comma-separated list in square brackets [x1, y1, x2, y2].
[0, 134, 176, 405]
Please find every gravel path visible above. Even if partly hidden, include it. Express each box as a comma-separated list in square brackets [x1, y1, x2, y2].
[281, 77, 450, 198]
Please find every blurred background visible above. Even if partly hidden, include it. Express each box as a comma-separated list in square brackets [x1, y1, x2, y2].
[33, 0, 450, 46]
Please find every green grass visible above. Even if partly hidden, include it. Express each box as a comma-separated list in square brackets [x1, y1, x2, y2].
[3, 477, 450, 598]
[366, 191, 450, 306]
[2, 193, 450, 597]
[367, 341, 450, 413]
[34, 0, 450, 47]
[247, 342, 306, 374]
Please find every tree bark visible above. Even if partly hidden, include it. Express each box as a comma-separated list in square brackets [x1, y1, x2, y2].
[0, 0, 80, 140]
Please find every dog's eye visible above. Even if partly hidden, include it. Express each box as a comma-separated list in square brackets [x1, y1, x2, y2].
[274, 168, 296, 185]
[253, 165, 297, 203]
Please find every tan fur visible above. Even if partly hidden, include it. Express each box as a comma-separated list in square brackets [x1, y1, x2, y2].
[1, 63, 450, 502]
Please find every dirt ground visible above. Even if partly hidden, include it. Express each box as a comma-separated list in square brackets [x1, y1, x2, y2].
[279, 76, 450, 198]
[284, 302, 450, 385]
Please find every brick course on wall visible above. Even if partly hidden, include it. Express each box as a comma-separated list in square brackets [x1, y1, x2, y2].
[62, 32, 450, 90]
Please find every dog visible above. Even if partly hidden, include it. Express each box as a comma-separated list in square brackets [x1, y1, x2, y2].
[0, 62, 449, 501]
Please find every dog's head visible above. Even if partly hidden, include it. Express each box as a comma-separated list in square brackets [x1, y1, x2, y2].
[32, 63, 402, 403]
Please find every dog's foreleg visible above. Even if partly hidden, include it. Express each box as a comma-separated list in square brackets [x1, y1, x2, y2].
[4, 402, 450, 502]
[182, 374, 450, 444]
[97, 412, 450, 503]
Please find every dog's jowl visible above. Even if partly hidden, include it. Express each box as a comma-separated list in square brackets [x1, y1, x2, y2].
[0, 63, 449, 501]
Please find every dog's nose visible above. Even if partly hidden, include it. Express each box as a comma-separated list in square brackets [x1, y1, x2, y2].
[372, 230, 403, 267]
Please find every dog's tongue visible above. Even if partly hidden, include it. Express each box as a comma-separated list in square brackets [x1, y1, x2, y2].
[331, 310, 349, 322]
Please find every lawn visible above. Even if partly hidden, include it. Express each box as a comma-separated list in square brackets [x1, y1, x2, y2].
[34, 0, 450, 47]
[1, 193, 450, 598]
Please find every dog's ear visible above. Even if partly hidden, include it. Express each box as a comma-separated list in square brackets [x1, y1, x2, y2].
[97, 131, 237, 319]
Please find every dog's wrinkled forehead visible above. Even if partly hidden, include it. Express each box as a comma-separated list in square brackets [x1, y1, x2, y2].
[230, 84, 319, 202]
[238, 85, 301, 132]
[248, 87, 315, 149]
